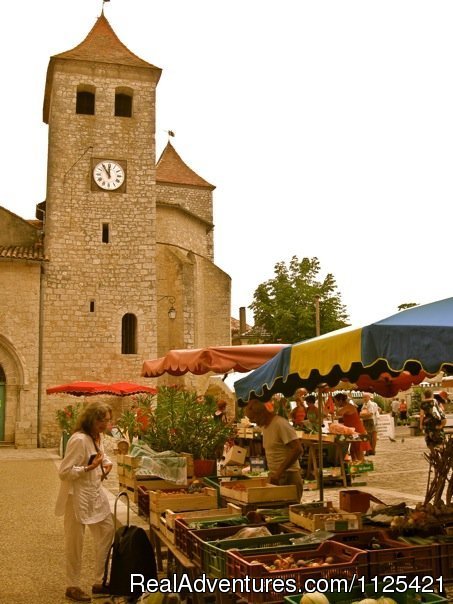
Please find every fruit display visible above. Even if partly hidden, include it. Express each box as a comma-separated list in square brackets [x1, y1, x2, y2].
[250, 553, 337, 572]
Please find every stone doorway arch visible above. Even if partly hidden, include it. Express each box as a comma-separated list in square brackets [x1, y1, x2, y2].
[0, 335, 29, 444]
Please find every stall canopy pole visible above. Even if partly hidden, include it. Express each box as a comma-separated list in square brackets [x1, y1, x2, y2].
[317, 387, 324, 501]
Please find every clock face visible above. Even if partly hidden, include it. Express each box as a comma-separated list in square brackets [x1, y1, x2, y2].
[93, 160, 125, 190]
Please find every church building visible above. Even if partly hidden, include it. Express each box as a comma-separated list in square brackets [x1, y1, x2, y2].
[0, 13, 231, 447]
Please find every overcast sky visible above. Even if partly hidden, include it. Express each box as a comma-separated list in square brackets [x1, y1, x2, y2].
[2, 0, 453, 330]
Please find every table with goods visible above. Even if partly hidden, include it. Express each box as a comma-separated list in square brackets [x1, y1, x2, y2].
[148, 487, 453, 604]
[115, 448, 453, 604]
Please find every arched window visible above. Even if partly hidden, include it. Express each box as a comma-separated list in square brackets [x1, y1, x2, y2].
[115, 88, 133, 117]
[76, 85, 95, 115]
[122, 313, 137, 354]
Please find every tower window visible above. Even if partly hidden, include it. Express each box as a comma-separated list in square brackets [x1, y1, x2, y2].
[89, 300, 95, 313]
[115, 89, 133, 117]
[76, 84, 95, 115]
[102, 223, 110, 243]
[122, 313, 137, 354]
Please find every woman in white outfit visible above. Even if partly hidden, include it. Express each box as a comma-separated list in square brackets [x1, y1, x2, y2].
[55, 401, 115, 602]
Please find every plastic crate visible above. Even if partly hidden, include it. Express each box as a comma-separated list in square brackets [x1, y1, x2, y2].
[180, 522, 282, 567]
[436, 536, 453, 582]
[333, 529, 440, 582]
[283, 582, 447, 604]
[202, 531, 309, 578]
[171, 514, 248, 549]
[227, 540, 368, 604]
[174, 517, 249, 559]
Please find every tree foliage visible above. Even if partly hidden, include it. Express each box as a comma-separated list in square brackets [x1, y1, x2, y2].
[249, 256, 349, 344]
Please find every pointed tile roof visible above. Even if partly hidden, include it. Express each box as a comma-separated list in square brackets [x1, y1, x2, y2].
[43, 14, 161, 123]
[156, 142, 215, 190]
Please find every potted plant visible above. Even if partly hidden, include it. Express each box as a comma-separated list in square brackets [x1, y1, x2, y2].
[134, 386, 235, 477]
[55, 403, 81, 457]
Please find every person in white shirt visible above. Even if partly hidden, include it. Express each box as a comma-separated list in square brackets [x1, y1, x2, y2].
[55, 401, 114, 602]
[359, 392, 380, 455]
[391, 398, 400, 423]
[245, 398, 303, 501]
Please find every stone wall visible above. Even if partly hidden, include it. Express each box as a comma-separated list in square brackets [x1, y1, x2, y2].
[0, 260, 41, 446]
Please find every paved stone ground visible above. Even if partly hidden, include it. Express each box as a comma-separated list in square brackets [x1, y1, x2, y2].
[0, 426, 449, 604]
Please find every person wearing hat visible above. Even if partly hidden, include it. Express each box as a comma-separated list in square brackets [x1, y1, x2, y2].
[245, 398, 303, 501]
[419, 388, 446, 450]
[434, 390, 450, 412]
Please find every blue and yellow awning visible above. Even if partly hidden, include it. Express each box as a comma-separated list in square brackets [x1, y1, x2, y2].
[235, 297, 453, 402]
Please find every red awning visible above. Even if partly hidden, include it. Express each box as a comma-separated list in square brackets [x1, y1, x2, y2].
[46, 381, 158, 396]
[142, 344, 287, 378]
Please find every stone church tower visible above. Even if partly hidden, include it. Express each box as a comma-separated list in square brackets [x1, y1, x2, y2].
[0, 13, 231, 447]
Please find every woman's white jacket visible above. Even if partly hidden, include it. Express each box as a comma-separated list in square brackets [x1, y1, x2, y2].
[55, 432, 112, 524]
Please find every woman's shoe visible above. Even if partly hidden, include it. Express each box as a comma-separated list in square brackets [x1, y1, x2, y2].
[65, 586, 91, 602]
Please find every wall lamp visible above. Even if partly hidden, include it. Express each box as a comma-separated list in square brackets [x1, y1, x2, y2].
[158, 295, 177, 320]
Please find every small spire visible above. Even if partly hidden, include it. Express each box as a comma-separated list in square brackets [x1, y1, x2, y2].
[167, 130, 175, 139]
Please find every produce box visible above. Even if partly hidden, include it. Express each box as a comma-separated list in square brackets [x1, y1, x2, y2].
[283, 582, 447, 604]
[123, 454, 142, 478]
[227, 540, 367, 604]
[346, 460, 374, 475]
[289, 502, 362, 532]
[223, 445, 247, 466]
[137, 479, 193, 517]
[236, 427, 256, 439]
[203, 475, 251, 506]
[298, 432, 336, 443]
[220, 477, 298, 504]
[339, 489, 384, 513]
[333, 529, 439, 582]
[163, 503, 242, 543]
[218, 465, 244, 477]
[203, 531, 309, 578]
[182, 522, 283, 565]
[148, 486, 217, 528]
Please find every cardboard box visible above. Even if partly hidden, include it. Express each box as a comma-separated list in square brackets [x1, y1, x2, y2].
[219, 465, 244, 476]
[289, 502, 362, 532]
[339, 490, 385, 513]
[224, 446, 247, 466]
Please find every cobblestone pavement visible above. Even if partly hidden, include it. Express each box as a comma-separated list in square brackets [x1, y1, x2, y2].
[0, 426, 449, 603]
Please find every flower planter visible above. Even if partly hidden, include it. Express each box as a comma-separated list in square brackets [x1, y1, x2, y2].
[193, 459, 217, 478]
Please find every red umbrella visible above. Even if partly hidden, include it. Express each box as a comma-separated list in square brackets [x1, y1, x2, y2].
[141, 344, 287, 377]
[46, 381, 158, 396]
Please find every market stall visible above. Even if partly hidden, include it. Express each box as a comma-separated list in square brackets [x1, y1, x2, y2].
[235, 297, 453, 499]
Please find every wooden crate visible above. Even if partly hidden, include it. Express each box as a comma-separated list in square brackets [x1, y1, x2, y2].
[289, 502, 362, 532]
[149, 486, 218, 528]
[163, 503, 242, 543]
[296, 432, 336, 442]
[120, 475, 183, 504]
[219, 477, 297, 503]
[123, 454, 142, 478]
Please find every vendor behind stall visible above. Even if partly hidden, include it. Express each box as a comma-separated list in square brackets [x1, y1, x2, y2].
[245, 399, 303, 501]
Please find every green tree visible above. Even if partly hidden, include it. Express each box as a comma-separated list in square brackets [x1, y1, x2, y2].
[249, 256, 349, 343]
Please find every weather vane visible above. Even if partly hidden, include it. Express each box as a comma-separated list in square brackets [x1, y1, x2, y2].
[101, 0, 110, 15]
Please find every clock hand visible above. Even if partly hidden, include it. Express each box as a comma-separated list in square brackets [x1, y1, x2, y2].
[102, 163, 111, 178]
